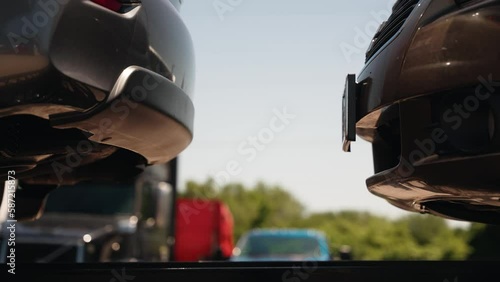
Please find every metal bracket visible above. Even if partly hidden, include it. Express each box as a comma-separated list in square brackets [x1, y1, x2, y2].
[342, 74, 357, 152]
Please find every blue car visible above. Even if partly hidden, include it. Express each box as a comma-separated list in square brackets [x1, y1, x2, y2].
[230, 229, 330, 261]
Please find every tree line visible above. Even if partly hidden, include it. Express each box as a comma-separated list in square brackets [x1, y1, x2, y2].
[179, 179, 500, 260]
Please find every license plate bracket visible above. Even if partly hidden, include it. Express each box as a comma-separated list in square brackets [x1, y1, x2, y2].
[342, 74, 357, 152]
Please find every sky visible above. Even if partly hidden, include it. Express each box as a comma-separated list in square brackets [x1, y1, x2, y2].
[175, 0, 463, 223]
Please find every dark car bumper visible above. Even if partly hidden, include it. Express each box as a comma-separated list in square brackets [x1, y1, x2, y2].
[347, 0, 500, 223]
[356, 0, 500, 126]
[0, 0, 195, 183]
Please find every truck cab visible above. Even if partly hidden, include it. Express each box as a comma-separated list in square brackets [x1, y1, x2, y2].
[174, 199, 234, 261]
[0, 163, 175, 263]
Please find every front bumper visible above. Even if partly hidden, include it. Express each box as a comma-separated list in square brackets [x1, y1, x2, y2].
[356, 0, 500, 127]
[345, 0, 500, 223]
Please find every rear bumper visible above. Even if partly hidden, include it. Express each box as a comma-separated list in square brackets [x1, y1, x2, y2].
[0, 0, 195, 182]
[0, 0, 195, 123]
[53, 66, 194, 165]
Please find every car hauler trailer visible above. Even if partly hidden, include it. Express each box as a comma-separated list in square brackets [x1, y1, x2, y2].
[4, 261, 499, 281]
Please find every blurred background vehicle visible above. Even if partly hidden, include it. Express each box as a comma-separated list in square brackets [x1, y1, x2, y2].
[1, 162, 176, 263]
[0, 160, 236, 263]
[174, 199, 234, 262]
[230, 229, 331, 262]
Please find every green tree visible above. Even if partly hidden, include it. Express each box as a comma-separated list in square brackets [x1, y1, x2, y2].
[178, 179, 304, 240]
[179, 179, 473, 260]
[396, 215, 470, 260]
[467, 223, 500, 260]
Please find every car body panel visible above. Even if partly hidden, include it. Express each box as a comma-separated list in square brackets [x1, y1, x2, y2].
[348, 0, 500, 224]
[0, 0, 195, 187]
[357, 0, 500, 127]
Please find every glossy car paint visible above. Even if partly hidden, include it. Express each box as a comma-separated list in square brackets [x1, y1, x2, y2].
[352, 0, 500, 224]
[0, 0, 195, 186]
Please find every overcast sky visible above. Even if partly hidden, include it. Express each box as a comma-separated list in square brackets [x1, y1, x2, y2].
[175, 0, 467, 226]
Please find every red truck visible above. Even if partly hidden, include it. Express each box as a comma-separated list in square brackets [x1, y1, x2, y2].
[174, 199, 234, 261]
